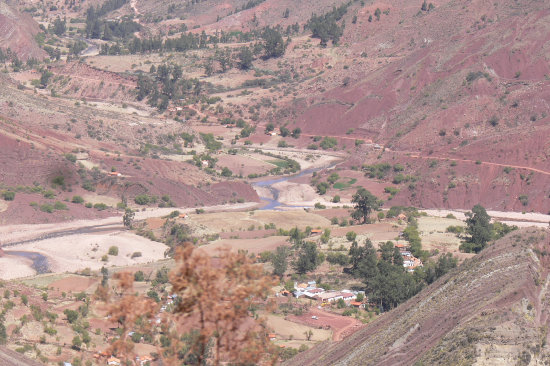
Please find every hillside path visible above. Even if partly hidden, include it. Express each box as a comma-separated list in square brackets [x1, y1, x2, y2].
[392, 150, 550, 176]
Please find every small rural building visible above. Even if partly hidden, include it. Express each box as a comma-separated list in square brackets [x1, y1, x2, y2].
[310, 229, 323, 236]
[178, 213, 188, 219]
[403, 257, 423, 272]
[108, 171, 122, 177]
[107, 357, 121, 366]
[315, 291, 355, 304]
[303, 288, 325, 300]
[397, 213, 407, 221]
[395, 243, 409, 252]
[139, 355, 154, 365]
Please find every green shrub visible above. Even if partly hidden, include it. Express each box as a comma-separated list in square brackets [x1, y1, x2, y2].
[384, 187, 399, 196]
[43, 190, 55, 198]
[1, 191, 15, 201]
[320, 137, 338, 150]
[71, 195, 84, 204]
[134, 271, 145, 282]
[40, 203, 54, 213]
[446, 225, 463, 234]
[64, 153, 77, 163]
[108, 246, 119, 256]
[134, 194, 150, 205]
[54, 201, 68, 210]
[93, 203, 108, 211]
[81, 181, 95, 192]
[518, 195, 528, 206]
[51, 175, 65, 188]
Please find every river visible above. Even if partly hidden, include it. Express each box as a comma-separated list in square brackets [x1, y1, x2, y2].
[3, 250, 50, 274]
[253, 164, 336, 210]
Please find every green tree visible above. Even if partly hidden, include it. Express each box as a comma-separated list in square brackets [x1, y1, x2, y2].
[402, 219, 424, 259]
[53, 17, 66, 36]
[460, 204, 492, 253]
[123, 208, 135, 228]
[72, 335, 82, 350]
[134, 271, 145, 282]
[327, 173, 340, 185]
[291, 128, 301, 139]
[1, 191, 15, 201]
[289, 227, 306, 247]
[40, 70, 53, 87]
[379, 241, 395, 263]
[64, 309, 79, 324]
[0, 321, 6, 345]
[348, 239, 378, 280]
[316, 182, 329, 195]
[351, 188, 382, 223]
[237, 46, 254, 70]
[101, 266, 109, 287]
[320, 228, 331, 244]
[221, 167, 233, 177]
[293, 242, 321, 274]
[265, 123, 275, 133]
[262, 27, 286, 59]
[271, 246, 288, 277]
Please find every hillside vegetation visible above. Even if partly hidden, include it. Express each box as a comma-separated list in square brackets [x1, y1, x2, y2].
[286, 228, 550, 365]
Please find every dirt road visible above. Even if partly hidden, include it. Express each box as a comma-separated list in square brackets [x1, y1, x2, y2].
[0, 202, 257, 246]
[394, 150, 550, 176]
[288, 308, 364, 341]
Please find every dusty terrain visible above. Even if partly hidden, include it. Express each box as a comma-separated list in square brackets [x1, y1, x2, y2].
[0, 0, 549, 364]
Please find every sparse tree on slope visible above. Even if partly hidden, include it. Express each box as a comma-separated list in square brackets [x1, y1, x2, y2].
[351, 188, 382, 224]
[460, 204, 492, 253]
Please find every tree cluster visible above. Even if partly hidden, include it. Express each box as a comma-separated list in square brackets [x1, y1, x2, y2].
[261, 27, 286, 59]
[347, 239, 456, 311]
[136, 64, 201, 111]
[85, 0, 139, 40]
[459, 205, 517, 253]
[306, 3, 350, 46]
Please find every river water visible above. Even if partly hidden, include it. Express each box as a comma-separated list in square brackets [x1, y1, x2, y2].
[4, 250, 50, 274]
[253, 165, 333, 210]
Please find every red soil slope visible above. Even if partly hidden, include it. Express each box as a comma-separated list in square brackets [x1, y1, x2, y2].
[286, 0, 550, 212]
[0, 2, 45, 60]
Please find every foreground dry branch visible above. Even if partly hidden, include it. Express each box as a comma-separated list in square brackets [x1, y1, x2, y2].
[105, 242, 277, 365]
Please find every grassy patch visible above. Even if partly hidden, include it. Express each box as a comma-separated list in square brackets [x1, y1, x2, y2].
[333, 178, 357, 190]
[268, 159, 291, 169]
